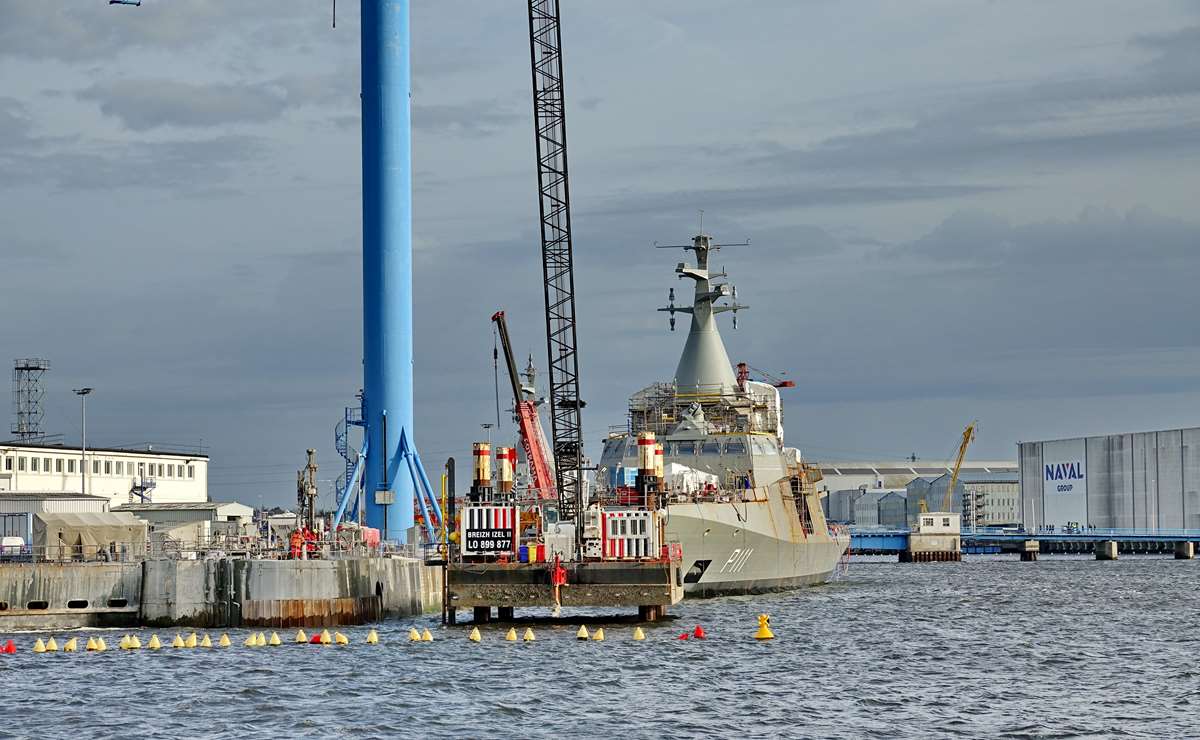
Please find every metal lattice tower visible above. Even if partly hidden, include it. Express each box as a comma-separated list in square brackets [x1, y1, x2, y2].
[527, 0, 584, 522]
[11, 358, 50, 440]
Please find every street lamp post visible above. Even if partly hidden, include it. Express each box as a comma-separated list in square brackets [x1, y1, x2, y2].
[72, 388, 93, 496]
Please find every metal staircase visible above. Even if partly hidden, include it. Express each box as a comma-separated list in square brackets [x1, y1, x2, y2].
[128, 477, 156, 504]
[334, 405, 365, 523]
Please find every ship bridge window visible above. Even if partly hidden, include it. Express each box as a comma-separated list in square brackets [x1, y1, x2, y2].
[748, 436, 777, 453]
[724, 440, 747, 455]
[674, 442, 696, 455]
[700, 441, 720, 456]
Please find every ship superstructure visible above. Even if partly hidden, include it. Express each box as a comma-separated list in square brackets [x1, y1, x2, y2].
[594, 233, 849, 595]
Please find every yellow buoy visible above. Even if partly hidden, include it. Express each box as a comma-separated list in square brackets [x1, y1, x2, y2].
[118, 635, 131, 650]
[504, 628, 517, 642]
[33, 638, 46, 654]
[85, 636, 97, 651]
[320, 629, 332, 645]
[593, 628, 605, 642]
[468, 627, 482, 643]
[295, 629, 308, 644]
[243, 634, 256, 647]
[408, 627, 421, 642]
[334, 631, 349, 645]
[575, 625, 589, 640]
[95, 637, 107, 652]
[129, 635, 142, 649]
[257, 632, 269, 646]
[217, 633, 231, 648]
[754, 613, 774, 640]
[171, 634, 185, 648]
[269, 632, 282, 646]
[522, 627, 535, 642]
[200, 634, 212, 648]
[184, 632, 198, 648]
[45, 636, 58, 652]
[632, 626, 646, 641]
[147, 634, 162, 650]
[63, 637, 78, 652]
[421, 628, 433, 642]
[366, 629, 379, 645]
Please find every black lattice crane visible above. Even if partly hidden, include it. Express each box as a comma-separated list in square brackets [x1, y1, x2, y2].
[527, 0, 585, 524]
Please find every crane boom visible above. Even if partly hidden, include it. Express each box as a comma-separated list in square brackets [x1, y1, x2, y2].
[527, 0, 584, 522]
[942, 422, 977, 511]
[492, 311, 557, 498]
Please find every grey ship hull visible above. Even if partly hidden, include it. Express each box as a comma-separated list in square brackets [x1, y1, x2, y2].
[665, 494, 849, 597]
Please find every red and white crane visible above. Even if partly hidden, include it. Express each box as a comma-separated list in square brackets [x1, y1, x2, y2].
[492, 311, 557, 500]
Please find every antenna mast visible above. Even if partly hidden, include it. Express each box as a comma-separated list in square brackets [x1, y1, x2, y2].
[11, 358, 50, 440]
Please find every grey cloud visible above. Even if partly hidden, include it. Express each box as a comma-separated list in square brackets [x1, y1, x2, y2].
[0, 2, 328, 62]
[897, 206, 1200, 266]
[413, 100, 524, 138]
[759, 25, 1200, 177]
[589, 182, 1006, 218]
[2, 135, 265, 193]
[78, 80, 291, 131]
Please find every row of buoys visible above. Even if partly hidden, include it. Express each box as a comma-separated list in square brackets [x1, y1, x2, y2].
[17, 628, 391, 653]
[11, 615, 776, 652]
[408, 627, 435, 642]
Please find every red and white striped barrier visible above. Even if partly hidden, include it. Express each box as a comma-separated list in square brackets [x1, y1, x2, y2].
[601, 509, 658, 559]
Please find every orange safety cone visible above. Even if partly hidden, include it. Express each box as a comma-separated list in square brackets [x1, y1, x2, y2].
[693, 625, 706, 640]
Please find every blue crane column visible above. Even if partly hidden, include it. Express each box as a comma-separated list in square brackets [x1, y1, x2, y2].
[361, 0, 414, 542]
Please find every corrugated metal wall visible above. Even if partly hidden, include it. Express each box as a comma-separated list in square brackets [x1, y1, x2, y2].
[878, 493, 907, 528]
[1020, 427, 1200, 529]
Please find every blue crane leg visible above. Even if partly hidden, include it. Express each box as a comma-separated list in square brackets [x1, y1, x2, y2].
[361, 0, 415, 542]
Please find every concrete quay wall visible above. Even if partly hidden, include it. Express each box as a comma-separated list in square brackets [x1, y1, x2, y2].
[142, 557, 442, 627]
[0, 562, 142, 630]
[0, 557, 442, 630]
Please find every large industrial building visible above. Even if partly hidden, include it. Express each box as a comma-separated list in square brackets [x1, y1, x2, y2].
[814, 459, 1015, 496]
[1019, 426, 1200, 530]
[0, 442, 209, 509]
[906, 471, 1020, 528]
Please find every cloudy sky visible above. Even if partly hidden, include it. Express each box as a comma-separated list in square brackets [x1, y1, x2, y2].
[2, 1, 1198, 507]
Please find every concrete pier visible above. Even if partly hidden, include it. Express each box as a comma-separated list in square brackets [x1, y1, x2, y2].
[1095, 540, 1119, 561]
[1175, 542, 1195, 560]
[0, 557, 442, 630]
[1020, 540, 1040, 562]
[448, 560, 682, 622]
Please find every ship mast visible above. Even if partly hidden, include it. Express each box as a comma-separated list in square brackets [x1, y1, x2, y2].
[657, 234, 749, 394]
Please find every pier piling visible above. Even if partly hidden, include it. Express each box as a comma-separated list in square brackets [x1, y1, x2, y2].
[1095, 540, 1119, 561]
[1175, 542, 1195, 560]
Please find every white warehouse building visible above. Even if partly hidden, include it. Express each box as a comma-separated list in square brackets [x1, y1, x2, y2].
[0, 442, 208, 510]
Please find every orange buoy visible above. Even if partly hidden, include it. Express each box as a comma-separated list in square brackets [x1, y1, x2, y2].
[693, 625, 706, 639]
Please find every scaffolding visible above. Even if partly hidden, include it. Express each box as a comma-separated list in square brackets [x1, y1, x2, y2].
[11, 358, 50, 440]
[626, 381, 780, 438]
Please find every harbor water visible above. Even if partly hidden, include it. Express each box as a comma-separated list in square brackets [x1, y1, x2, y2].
[5, 557, 1199, 738]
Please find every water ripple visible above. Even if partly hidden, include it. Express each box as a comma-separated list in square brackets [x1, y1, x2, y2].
[3, 558, 1198, 737]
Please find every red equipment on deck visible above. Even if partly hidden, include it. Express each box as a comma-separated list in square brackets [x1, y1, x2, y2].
[492, 311, 557, 499]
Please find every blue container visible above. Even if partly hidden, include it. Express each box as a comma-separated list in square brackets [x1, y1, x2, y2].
[518, 545, 530, 563]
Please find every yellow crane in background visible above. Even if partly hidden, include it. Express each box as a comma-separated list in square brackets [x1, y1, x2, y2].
[919, 422, 977, 514]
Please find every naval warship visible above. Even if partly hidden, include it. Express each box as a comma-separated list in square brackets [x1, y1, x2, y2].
[594, 233, 849, 596]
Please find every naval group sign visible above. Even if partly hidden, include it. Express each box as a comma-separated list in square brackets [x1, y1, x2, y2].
[1041, 438, 1087, 526]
